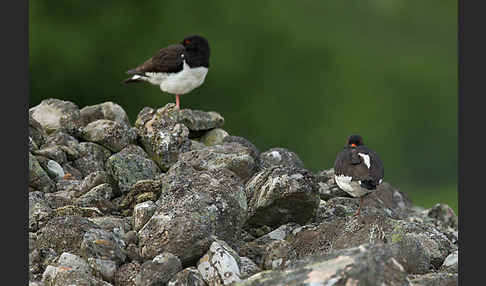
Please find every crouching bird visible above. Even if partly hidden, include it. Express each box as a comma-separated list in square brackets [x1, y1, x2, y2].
[333, 134, 384, 216]
[123, 35, 210, 109]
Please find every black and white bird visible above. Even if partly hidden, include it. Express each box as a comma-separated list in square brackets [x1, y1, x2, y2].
[123, 35, 210, 109]
[333, 134, 384, 216]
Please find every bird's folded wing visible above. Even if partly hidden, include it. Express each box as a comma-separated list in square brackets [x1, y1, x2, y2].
[127, 44, 185, 75]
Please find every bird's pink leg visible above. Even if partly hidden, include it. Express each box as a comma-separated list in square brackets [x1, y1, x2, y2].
[176, 94, 180, 109]
[354, 196, 364, 216]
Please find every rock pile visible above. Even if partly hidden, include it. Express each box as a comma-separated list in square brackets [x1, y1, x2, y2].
[29, 98, 458, 286]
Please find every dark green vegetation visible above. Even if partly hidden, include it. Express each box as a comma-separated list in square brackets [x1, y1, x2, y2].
[29, 1, 457, 213]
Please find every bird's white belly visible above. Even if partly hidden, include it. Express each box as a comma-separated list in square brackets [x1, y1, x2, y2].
[158, 61, 208, 95]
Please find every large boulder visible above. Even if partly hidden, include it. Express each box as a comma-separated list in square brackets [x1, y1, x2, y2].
[29, 98, 83, 137]
[245, 165, 320, 228]
[137, 162, 247, 266]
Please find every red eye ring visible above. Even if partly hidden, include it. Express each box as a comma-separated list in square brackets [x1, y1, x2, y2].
[185, 40, 190, 45]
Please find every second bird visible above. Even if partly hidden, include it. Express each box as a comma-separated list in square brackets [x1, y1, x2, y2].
[333, 134, 384, 216]
[123, 35, 210, 109]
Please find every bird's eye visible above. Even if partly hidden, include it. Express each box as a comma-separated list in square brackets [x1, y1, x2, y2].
[185, 40, 190, 45]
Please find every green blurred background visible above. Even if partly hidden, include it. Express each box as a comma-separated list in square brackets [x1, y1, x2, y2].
[29, 1, 457, 213]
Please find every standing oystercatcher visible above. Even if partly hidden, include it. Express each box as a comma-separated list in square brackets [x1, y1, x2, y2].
[333, 134, 384, 216]
[123, 35, 210, 109]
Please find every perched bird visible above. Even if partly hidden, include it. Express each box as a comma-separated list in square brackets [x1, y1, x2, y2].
[333, 134, 384, 216]
[123, 35, 210, 109]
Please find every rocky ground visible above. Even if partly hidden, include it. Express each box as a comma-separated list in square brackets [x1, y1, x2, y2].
[29, 98, 458, 286]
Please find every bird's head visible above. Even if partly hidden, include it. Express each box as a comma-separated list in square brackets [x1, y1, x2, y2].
[347, 134, 364, 148]
[181, 35, 210, 55]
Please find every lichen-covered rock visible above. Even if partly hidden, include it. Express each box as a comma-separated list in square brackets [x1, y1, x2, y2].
[138, 163, 247, 266]
[262, 240, 297, 270]
[80, 101, 131, 127]
[29, 191, 53, 232]
[50, 205, 104, 219]
[238, 223, 300, 267]
[245, 165, 319, 228]
[178, 108, 224, 132]
[29, 98, 84, 137]
[29, 114, 47, 147]
[82, 119, 137, 152]
[118, 179, 163, 215]
[197, 239, 242, 285]
[80, 228, 127, 265]
[42, 265, 112, 286]
[57, 252, 92, 277]
[29, 153, 56, 193]
[33, 146, 68, 166]
[74, 183, 116, 214]
[135, 104, 192, 171]
[178, 142, 258, 183]
[73, 142, 112, 177]
[132, 201, 156, 232]
[136, 252, 182, 286]
[287, 214, 455, 274]
[88, 258, 118, 283]
[106, 145, 161, 194]
[167, 267, 206, 286]
[259, 147, 304, 169]
[237, 244, 411, 286]
[426, 203, 459, 230]
[114, 261, 141, 286]
[239, 257, 260, 279]
[223, 136, 260, 160]
[36, 216, 100, 257]
[43, 131, 81, 159]
[199, 128, 229, 146]
[88, 216, 132, 234]
[78, 171, 110, 197]
[408, 272, 458, 286]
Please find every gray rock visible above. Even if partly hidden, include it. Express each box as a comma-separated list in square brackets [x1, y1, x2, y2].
[36, 215, 100, 257]
[80, 101, 131, 127]
[82, 119, 137, 152]
[74, 183, 116, 214]
[29, 136, 39, 152]
[178, 142, 258, 183]
[43, 131, 80, 159]
[138, 163, 247, 266]
[199, 128, 229, 146]
[245, 165, 320, 228]
[135, 104, 191, 171]
[88, 216, 132, 234]
[46, 160, 66, 180]
[88, 258, 118, 283]
[78, 171, 110, 197]
[81, 228, 127, 265]
[73, 142, 112, 177]
[29, 98, 83, 137]
[167, 267, 206, 286]
[45, 190, 77, 209]
[106, 145, 161, 194]
[114, 261, 141, 286]
[117, 179, 163, 216]
[55, 178, 82, 194]
[197, 239, 242, 285]
[29, 153, 56, 193]
[189, 139, 207, 151]
[262, 240, 296, 270]
[287, 214, 455, 274]
[238, 223, 300, 267]
[408, 272, 458, 286]
[136, 252, 182, 286]
[223, 136, 260, 161]
[259, 147, 304, 169]
[427, 203, 458, 230]
[29, 114, 47, 147]
[178, 108, 225, 132]
[441, 250, 458, 273]
[132, 201, 156, 232]
[42, 266, 112, 286]
[237, 244, 410, 286]
[239, 257, 260, 280]
[29, 191, 53, 232]
[58, 252, 92, 277]
[33, 146, 68, 166]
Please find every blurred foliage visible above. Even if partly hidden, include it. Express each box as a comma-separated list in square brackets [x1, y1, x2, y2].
[29, 1, 457, 213]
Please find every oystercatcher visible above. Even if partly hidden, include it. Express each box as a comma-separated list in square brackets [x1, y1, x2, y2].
[123, 35, 210, 109]
[333, 134, 384, 216]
